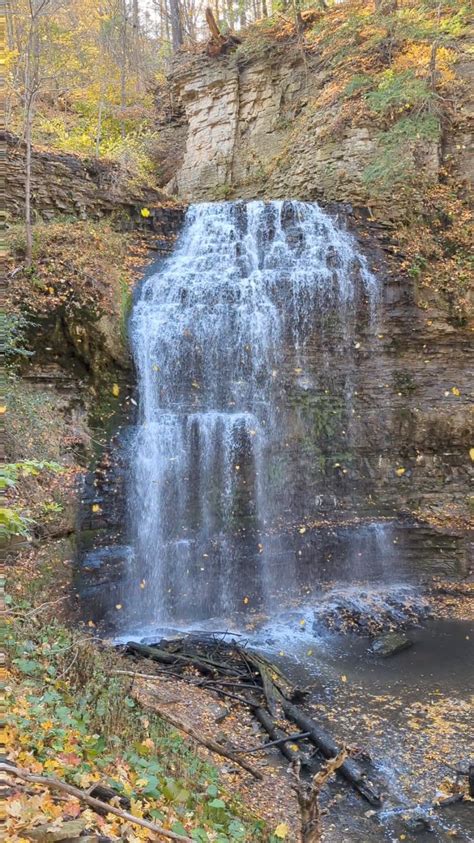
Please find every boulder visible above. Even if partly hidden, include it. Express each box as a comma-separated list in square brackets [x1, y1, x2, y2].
[370, 632, 413, 657]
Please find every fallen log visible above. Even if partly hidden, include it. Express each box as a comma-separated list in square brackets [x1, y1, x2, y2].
[126, 641, 244, 677]
[237, 647, 301, 709]
[281, 700, 383, 806]
[141, 703, 263, 780]
[236, 730, 310, 754]
[88, 782, 131, 813]
[127, 638, 383, 803]
[255, 707, 305, 765]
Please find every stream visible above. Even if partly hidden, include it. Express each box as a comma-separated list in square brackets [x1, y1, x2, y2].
[76, 201, 473, 841]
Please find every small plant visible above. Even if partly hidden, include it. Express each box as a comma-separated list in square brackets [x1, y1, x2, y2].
[41, 500, 64, 515]
[213, 183, 234, 200]
[363, 113, 440, 189]
[393, 370, 417, 395]
[0, 507, 34, 539]
[343, 73, 373, 98]
[1, 460, 64, 490]
[0, 312, 35, 362]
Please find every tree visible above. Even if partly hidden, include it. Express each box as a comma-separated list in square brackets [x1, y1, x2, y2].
[8, 0, 71, 266]
[169, 0, 183, 49]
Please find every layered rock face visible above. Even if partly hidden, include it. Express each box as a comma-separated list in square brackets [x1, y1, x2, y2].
[4, 132, 166, 222]
[165, 47, 439, 206]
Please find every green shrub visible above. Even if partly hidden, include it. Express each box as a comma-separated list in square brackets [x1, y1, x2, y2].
[343, 73, 374, 98]
[365, 69, 432, 115]
[1, 460, 64, 490]
[363, 113, 440, 188]
[0, 312, 34, 361]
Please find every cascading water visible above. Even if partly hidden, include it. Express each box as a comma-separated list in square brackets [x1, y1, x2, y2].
[124, 200, 380, 629]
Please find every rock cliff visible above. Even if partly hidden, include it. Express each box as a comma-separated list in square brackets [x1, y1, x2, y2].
[4, 132, 167, 222]
[163, 40, 470, 209]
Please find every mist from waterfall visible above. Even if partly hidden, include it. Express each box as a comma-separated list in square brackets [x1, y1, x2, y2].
[125, 201, 379, 627]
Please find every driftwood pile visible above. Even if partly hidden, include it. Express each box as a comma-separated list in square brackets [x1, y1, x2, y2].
[125, 635, 383, 807]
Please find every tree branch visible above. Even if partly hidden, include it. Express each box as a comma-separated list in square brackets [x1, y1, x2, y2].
[1, 763, 193, 842]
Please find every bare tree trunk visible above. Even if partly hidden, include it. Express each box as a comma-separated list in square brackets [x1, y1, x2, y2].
[120, 0, 127, 138]
[25, 95, 34, 268]
[160, 0, 170, 43]
[261, 0, 268, 17]
[429, 39, 439, 90]
[170, 0, 183, 50]
[227, 0, 234, 29]
[95, 97, 104, 156]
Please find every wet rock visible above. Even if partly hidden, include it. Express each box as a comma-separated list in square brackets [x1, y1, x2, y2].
[24, 819, 87, 841]
[370, 631, 413, 657]
[404, 813, 433, 834]
[210, 703, 230, 723]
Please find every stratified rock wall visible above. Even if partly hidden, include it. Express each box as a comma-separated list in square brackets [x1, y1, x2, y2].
[5, 132, 166, 221]
[165, 48, 439, 206]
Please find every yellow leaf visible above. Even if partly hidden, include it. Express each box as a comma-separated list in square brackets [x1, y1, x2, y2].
[140, 208, 151, 218]
[395, 467, 405, 476]
[0, 406, 6, 414]
[92, 504, 101, 513]
[299, 526, 306, 534]
[112, 383, 120, 397]
[341, 675, 347, 683]
[6, 800, 24, 818]
[300, 619, 306, 626]
[274, 823, 289, 839]
[243, 596, 249, 604]
[115, 604, 122, 610]
[130, 799, 144, 818]
[470, 448, 474, 462]
[451, 386, 460, 396]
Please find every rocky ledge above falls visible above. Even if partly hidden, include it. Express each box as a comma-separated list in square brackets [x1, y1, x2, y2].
[162, 46, 441, 209]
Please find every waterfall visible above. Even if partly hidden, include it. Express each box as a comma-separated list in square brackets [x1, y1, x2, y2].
[126, 200, 378, 628]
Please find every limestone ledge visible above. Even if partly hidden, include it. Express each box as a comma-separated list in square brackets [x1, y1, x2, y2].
[165, 48, 440, 210]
